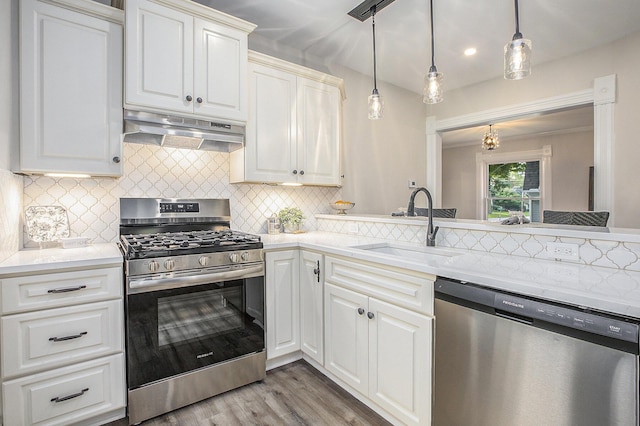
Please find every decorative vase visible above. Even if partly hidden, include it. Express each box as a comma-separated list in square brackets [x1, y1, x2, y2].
[283, 222, 300, 233]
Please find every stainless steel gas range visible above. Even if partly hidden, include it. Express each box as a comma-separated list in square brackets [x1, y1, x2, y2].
[118, 198, 265, 425]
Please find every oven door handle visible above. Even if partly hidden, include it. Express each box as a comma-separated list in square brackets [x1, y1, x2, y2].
[127, 264, 264, 294]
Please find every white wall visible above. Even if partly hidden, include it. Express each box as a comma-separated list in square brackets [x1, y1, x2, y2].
[442, 130, 594, 219]
[328, 64, 427, 215]
[0, 0, 22, 262]
[428, 30, 640, 228]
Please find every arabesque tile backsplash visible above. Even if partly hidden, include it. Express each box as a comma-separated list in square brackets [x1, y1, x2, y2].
[23, 144, 341, 246]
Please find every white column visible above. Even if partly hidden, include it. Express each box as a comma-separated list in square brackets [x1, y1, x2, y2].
[592, 74, 616, 224]
[425, 116, 442, 207]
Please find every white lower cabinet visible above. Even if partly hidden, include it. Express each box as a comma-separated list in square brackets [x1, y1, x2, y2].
[299, 251, 324, 364]
[0, 263, 125, 425]
[2, 354, 125, 426]
[324, 256, 434, 426]
[265, 250, 300, 359]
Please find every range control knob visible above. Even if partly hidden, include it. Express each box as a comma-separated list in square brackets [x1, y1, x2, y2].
[241, 252, 249, 261]
[198, 256, 209, 267]
[229, 253, 239, 263]
[148, 260, 159, 273]
[164, 259, 175, 271]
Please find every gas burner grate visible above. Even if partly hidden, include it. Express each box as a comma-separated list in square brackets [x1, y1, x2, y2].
[119, 230, 262, 259]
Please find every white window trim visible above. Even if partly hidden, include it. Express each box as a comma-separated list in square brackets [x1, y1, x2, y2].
[475, 145, 552, 220]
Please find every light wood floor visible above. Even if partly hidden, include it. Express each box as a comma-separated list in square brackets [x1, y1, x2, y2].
[108, 360, 391, 425]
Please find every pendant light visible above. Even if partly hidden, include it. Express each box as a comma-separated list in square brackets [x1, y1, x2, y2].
[504, 0, 531, 80]
[482, 124, 500, 150]
[423, 0, 443, 104]
[367, 5, 383, 119]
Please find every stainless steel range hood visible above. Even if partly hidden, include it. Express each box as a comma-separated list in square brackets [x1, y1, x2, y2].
[122, 110, 245, 152]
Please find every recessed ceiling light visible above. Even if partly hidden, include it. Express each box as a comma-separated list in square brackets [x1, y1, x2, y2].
[464, 47, 477, 56]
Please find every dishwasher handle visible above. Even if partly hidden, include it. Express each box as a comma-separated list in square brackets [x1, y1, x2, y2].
[495, 309, 534, 325]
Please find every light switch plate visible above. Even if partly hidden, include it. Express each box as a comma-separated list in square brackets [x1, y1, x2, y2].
[408, 179, 417, 188]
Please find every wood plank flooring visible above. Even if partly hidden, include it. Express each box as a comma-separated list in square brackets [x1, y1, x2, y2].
[107, 360, 391, 425]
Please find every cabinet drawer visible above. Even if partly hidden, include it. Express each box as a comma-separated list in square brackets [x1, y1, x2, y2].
[1, 267, 122, 314]
[2, 353, 125, 426]
[2, 300, 123, 379]
[324, 256, 434, 315]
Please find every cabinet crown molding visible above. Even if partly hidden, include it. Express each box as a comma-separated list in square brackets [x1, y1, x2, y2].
[148, 0, 256, 33]
[249, 50, 346, 100]
[37, 0, 124, 23]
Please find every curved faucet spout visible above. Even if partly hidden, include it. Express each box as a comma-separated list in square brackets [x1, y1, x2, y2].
[407, 187, 439, 246]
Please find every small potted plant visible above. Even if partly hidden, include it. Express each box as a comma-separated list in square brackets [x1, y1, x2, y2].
[278, 207, 305, 233]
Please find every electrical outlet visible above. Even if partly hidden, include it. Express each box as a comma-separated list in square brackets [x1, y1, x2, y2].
[546, 242, 580, 261]
[408, 179, 417, 188]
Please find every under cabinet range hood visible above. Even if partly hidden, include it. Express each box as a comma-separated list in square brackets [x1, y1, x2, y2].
[122, 110, 245, 152]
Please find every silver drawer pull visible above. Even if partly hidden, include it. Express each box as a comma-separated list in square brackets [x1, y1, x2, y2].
[49, 331, 87, 342]
[51, 388, 89, 403]
[47, 285, 87, 294]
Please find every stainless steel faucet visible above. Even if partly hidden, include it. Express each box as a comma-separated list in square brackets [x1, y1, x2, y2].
[407, 187, 440, 246]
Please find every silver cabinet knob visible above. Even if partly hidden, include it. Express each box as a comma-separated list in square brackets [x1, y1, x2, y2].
[196, 97, 203, 103]
[357, 308, 365, 315]
[148, 260, 159, 272]
[199, 256, 209, 267]
[367, 312, 375, 319]
[292, 170, 298, 175]
[300, 170, 304, 175]
[186, 95, 193, 102]
[229, 253, 239, 263]
[241, 252, 249, 261]
[164, 259, 175, 271]
[112, 156, 121, 163]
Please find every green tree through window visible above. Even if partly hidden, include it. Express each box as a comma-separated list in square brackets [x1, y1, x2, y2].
[488, 161, 540, 221]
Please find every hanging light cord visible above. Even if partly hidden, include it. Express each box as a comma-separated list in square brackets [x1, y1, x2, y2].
[513, 0, 522, 39]
[371, 6, 378, 92]
[429, 0, 436, 71]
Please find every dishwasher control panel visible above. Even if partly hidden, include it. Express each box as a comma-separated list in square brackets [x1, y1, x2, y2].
[495, 293, 639, 343]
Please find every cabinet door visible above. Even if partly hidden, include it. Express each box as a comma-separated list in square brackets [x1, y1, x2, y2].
[368, 298, 432, 426]
[193, 18, 247, 122]
[265, 251, 300, 359]
[296, 78, 341, 186]
[125, 0, 194, 114]
[299, 251, 323, 364]
[324, 283, 369, 395]
[244, 63, 298, 183]
[20, 0, 123, 176]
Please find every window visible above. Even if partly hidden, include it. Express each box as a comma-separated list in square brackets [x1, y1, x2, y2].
[475, 145, 552, 221]
[487, 161, 541, 222]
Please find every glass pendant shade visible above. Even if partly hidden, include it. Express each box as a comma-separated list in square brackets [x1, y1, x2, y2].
[504, 37, 532, 80]
[368, 89, 384, 120]
[423, 67, 443, 104]
[482, 125, 500, 150]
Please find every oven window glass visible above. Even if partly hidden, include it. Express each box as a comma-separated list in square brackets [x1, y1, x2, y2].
[158, 286, 243, 347]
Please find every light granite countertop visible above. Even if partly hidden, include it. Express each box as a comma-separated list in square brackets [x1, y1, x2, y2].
[262, 231, 640, 319]
[0, 243, 122, 276]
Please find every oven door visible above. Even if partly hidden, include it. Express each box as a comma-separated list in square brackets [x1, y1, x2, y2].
[125, 267, 265, 390]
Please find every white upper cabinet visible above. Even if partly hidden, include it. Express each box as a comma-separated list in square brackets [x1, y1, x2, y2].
[125, 0, 254, 123]
[231, 51, 344, 186]
[19, 0, 123, 176]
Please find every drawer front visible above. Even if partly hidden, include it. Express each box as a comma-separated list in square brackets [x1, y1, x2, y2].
[1, 266, 122, 314]
[2, 300, 124, 378]
[324, 256, 434, 315]
[2, 353, 125, 426]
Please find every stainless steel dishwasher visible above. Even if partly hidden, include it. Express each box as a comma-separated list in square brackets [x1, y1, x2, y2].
[434, 277, 639, 426]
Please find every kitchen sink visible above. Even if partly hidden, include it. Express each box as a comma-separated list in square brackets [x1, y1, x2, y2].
[349, 242, 461, 262]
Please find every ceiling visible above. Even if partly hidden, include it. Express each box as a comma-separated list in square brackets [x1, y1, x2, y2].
[440, 104, 594, 148]
[195, 0, 640, 95]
